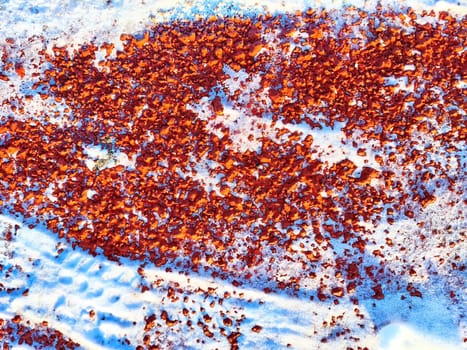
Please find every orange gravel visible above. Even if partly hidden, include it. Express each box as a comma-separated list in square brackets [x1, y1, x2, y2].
[0, 7, 465, 348]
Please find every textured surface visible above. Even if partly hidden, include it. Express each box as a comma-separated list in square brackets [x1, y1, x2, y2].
[0, 1, 466, 349]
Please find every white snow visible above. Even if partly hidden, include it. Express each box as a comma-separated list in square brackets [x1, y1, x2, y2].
[83, 143, 136, 171]
[44, 183, 58, 202]
[0, 0, 466, 349]
[188, 88, 380, 172]
[0, 213, 378, 349]
[379, 323, 464, 350]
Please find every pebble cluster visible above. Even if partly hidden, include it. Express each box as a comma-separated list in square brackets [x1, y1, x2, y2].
[0, 316, 79, 349]
[0, 6, 465, 349]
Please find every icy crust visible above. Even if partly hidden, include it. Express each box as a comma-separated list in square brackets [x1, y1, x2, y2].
[0, 1, 466, 350]
[0, 214, 379, 349]
[0, 1, 466, 44]
[1, 213, 464, 349]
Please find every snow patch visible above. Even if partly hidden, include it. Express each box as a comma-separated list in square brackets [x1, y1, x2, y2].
[83, 144, 135, 171]
[379, 323, 464, 350]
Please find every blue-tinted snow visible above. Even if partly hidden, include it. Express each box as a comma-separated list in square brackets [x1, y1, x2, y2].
[0, 0, 466, 349]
